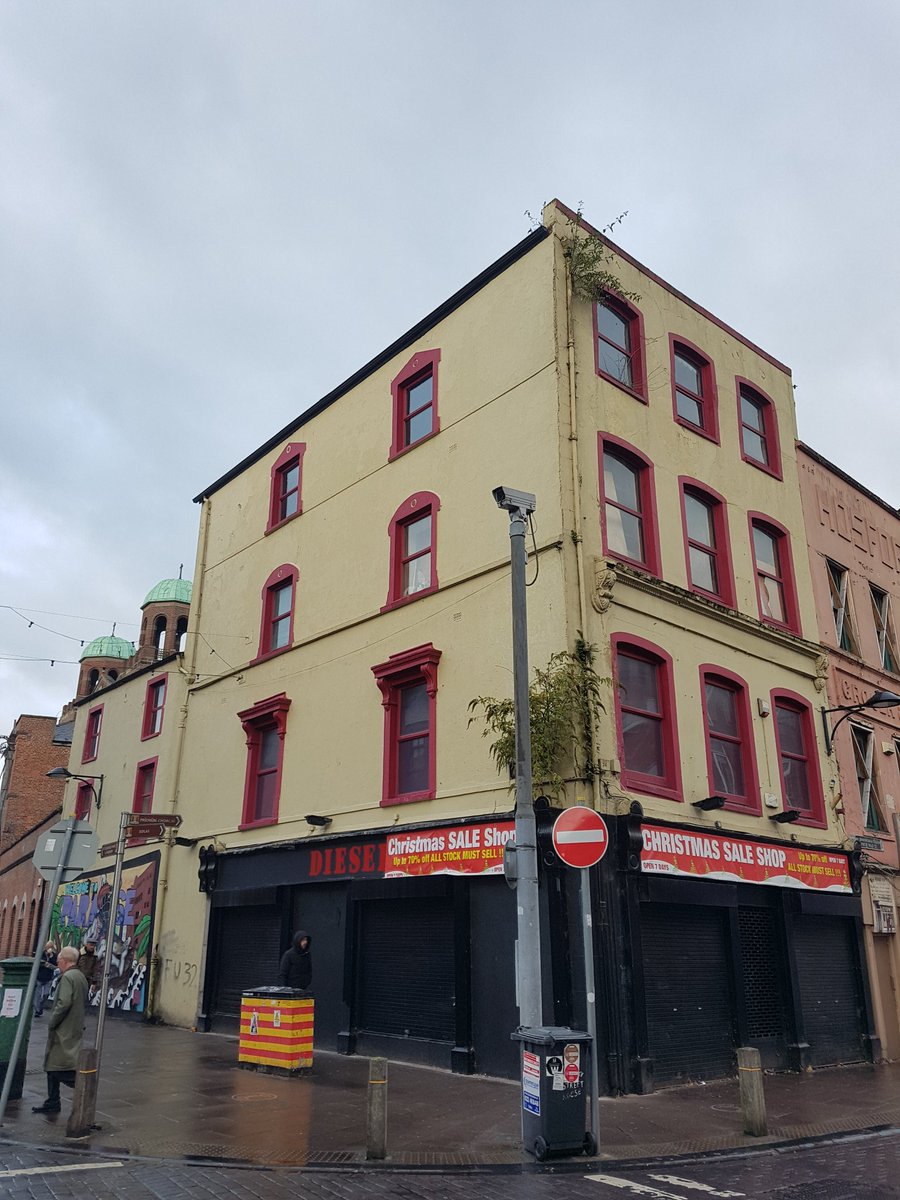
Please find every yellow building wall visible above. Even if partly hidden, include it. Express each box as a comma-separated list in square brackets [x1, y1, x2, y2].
[541, 203, 841, 847]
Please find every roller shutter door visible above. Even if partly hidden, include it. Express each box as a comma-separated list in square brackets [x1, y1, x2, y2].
[210, 904, 283, 1018]
[642, 903, 736, 1086]
[737, 906, 789, 1070]
[794, 914, 864, 1066]
[358, 897, 455, 1041]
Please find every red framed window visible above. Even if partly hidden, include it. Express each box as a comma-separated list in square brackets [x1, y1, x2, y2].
[132, 758, 157, 815]
[372, 644, 441, 806]
[237, 693, 292, 829]
[141, 675, 167, 740]
[700, 668, 759, 814]
[679, 479, 735, 606]
[389, 349, 441, 460]
[82, 705, 103, 763]
[75, 782, 93, 822]
[266, 443, 306, 533]
[599, 435, 660, 575]
[771, 691, 826, 827]
[255, 565, 298, 660]
[594, 295, 647, 400]
[737, 380, 781, 478]
[612, 636, 681, 801]
[670, 336, 719, 442]
[750, 515, 799, 633]
[383, 491, 440, 611]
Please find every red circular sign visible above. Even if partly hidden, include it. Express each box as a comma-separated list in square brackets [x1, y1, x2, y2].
[563, 1063, 580, 1083]
[552, 807, 609, 868]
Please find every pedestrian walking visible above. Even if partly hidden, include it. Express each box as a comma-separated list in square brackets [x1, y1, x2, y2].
[32, 946, 88, 1115]
[278, 930, 312, 990]
[77, 939, 102, 999]
[33, 942, 58, 1018]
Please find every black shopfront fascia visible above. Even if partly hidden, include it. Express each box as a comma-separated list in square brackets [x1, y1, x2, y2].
[619, 829, 880, 1094]
[200, 821, 521, 1075]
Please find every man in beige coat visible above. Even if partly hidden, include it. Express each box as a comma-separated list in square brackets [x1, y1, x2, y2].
[32, 946, 87, 1115]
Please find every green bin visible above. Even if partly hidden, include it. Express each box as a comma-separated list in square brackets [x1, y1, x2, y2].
[0, 957, 35, 1100]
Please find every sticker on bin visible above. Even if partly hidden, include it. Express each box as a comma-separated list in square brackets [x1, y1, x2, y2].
[522, 1073, 540, 1115]
[522, 1050, 540, 1077]
[249, 1011, 259, 1035]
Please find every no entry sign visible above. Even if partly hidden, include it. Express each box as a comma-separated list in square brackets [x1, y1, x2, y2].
[552, 807, 609, 869]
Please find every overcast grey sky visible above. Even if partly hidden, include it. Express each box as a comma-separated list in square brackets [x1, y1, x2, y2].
[2, 1, 898, 737]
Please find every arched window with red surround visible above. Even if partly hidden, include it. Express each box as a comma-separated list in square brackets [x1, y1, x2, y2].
[594, 294, 647, 401]
[599, 434, 661, 576]
[266, 442, 307, 534]
[771, 690, 826, 828]
[389, 349, 441, 460]
[737, 379, 781, 479]
[612, 635, 682, 802]
[372, 644, 441, 806]
[749, 514, 800, 634]
[700, 667, 760, 814]
[255, 564, 299, 661]
[679, 478, 736, 607]
[382, 491, 441, 611]
[669, 335, 719, 442]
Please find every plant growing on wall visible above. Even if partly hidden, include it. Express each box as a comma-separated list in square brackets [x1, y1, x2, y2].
[564, 206, 640, 305]
[468, 637, 606, 798]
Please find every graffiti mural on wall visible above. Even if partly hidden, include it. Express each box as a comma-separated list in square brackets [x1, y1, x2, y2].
[50, 852, 159, 1013]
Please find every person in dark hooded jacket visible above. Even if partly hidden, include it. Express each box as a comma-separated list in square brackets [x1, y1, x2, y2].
[278, 930, 312, 990]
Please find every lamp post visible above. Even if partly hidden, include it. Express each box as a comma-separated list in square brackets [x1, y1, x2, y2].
[492, 485, 542, 1030]
[820, 689, 900, 755]
[46, 766, 104, 811]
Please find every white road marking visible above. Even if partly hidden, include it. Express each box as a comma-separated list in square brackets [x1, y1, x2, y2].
[585, 1176, 689, 1198]
[650, 1177, 744, 1198]
[0, 1161, 125, 1179]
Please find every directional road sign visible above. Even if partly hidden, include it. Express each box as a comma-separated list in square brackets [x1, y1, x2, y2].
[125, 812, 182, 828]
[32, 819, 98, 884]
[551, 807, 609, 869]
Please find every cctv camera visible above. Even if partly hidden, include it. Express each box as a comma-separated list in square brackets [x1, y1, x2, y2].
[492, 486, 537, 515]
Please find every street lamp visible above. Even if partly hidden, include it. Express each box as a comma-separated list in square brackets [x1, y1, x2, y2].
[820, 690, 900, 756]
[46, 766, 104, 810]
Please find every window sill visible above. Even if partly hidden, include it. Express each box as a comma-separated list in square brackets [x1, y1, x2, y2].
[596, 369, 648, 405]
[239, 817, 279, 831]
[786, 813, 828, 831]
[621, 776, 682, 803]
[265, 509, 303, 537]
[674, 416, 720, 445]
[690, 584, 736, 609]
[380, 790, 435, 808]
[381, 584, 438, 614]
[606, 551, 660, 578]
[760, 615, 801, 637]
[388, 426, 440, 463]
[140, 729, 162, 743]
[81, 754, 98, 765]
[251, 645, 293, 666]
[741, 453, 783, 482]
[722, 799, 762, 817]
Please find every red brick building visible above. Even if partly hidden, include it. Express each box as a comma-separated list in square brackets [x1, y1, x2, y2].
[0, 715, 73, 958]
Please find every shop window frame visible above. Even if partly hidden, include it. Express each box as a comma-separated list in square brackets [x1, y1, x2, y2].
[700, 666, 760, 814]
[770, 689, 826, 828]
[612, 634, 682, 802]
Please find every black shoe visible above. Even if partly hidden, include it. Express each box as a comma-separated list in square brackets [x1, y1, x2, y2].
[32, 1102, 61, 1114]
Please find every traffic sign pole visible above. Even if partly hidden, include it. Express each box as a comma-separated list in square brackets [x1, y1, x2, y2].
[0, 819, 78, 1125]
[551, 806, 609, 1157]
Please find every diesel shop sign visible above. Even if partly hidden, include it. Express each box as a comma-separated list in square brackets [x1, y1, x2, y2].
[640, 823, 852, 893]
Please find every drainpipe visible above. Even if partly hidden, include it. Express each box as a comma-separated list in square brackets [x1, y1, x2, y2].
[146, 497, 212, 1018]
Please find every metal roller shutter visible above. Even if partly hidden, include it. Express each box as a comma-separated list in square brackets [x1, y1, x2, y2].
[793, 914, 864, 1066]
[642, 902, 736, 1086]
[737, 906, 789, 1070]
[211, 905, 283, 1017]
[358, 897, 455, 1041]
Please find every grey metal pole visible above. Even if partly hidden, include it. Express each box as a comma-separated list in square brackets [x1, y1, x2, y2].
[93, 810, 129, 1065]
[508, 508, 542, 1029]
[0, 819, 77, 1124]
[580, 868, 600, 1153]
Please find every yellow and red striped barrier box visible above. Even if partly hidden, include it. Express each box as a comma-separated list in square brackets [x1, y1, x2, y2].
[239, 989, 314, 1073]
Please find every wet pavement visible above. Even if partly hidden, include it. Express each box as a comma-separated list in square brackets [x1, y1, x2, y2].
[1, 1014, 898, 1167]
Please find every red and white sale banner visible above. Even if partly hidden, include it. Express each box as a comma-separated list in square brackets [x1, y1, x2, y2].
[641, 823, 851, 893]
[384, 820, 515, 879]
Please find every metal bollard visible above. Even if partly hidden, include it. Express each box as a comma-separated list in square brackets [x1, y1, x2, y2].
[366, 1056, 387, 1160]
[737, 1046, 767, 1136]
[66, 1046, 100, 1138]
